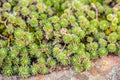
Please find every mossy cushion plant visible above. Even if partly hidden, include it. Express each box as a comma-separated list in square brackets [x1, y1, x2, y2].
[0, 0, 120, 78]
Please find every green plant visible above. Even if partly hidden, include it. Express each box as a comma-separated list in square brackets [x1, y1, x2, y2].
[19, 66, 30, 78]
[0, 0, 120, 78]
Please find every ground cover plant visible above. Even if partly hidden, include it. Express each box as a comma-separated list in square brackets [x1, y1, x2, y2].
[0, 0, 120, 78]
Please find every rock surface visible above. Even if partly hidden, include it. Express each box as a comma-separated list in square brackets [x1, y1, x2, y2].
[0, 55, 120, 80]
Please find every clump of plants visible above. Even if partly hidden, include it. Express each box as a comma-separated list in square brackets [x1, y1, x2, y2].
[0, 0, 120, 78]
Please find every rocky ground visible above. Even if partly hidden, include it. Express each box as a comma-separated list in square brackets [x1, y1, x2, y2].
[0, 55, 120, 80]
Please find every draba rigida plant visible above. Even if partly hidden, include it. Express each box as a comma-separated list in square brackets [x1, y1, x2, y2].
[0, 0, 120, 78]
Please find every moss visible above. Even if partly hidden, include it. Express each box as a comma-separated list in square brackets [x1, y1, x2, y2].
[0, 0, 119, 77]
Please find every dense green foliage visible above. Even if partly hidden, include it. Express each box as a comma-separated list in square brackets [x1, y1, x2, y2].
[0, 0, 120, 78]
